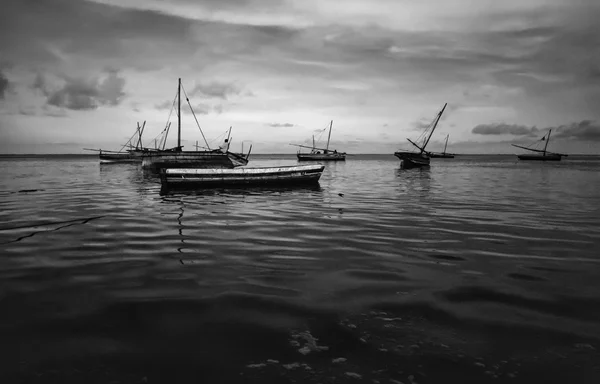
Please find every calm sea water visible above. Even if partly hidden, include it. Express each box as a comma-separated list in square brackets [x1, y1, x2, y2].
[1, 154, 600, 383]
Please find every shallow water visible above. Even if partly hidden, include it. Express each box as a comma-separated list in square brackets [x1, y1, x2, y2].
[1, 154, 600, 383]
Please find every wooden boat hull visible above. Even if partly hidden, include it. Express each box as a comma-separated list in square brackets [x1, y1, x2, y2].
[99, 151, 144, 163]
[297, 153, 346, 161]
[429, 153, 455, 159]
[141, 150, 249, 169]
[160, 165, 325, 188]
[394, 151, 430, 168]
[518, 154, 562, 161]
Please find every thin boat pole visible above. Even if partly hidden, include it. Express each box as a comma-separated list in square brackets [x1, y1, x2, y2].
[177, 78, 181, 150]
[326, 120, 333, 152]
[543, 129, 551, 156]
[137, 122, 143, 149]
[226, 126, 232, 151]
[139, 121, 146, 149]
[443, 134, 449, 154]
[312, 135, 315, 150]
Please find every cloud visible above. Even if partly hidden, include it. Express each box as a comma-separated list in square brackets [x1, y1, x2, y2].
[34, 71, 126, 111]
[0, 70, 8, 99]
[411, 119, 431, 130]
[155, 100, 174, 110]
[553, 120, 600, 141]
[190, 81, 241, 100]
[194, 103, 211, 115]
[268, 122, 295, 128]
[18, 106, 37, 116]
[472, 120, 600, 141]
[472, 123, 540, 136]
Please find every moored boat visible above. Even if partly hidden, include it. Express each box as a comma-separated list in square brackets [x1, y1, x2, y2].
[395, 103, 447, 168]
[512, 129, 567, 161]
[290, 120, 346, 161]
[428, 134, 455, 158]
[141, 78, 250, 170]
[98, 150, 142, 163]
[85, 121, 149, 163]
[160, 164, 325, 188]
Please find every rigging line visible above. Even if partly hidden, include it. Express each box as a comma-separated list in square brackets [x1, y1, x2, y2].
[180, 83, 211, 150]
[116, 129, 143, 153]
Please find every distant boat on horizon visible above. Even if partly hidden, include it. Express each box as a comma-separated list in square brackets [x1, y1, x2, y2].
[290, 120, 346, 161]
[512, 129, 567, 161]
[394, 103, 447, 168]
[141, 78, 251, 170]
[428, 133, 455, 159]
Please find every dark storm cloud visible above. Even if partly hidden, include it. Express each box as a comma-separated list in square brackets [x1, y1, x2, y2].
[472, 124, 539, 136]
[0, 0, 305, 76]
[553, 120, 600, 141]
[267, 123, 295, 128]
[0, 0, 197, 71]
[34, 71, 126, 110]
[472, 120, 600, 141]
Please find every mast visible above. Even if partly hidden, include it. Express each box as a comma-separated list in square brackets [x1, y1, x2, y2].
[543, 129, 551, 156]
[443, 134, 449, 154]
[326, 120, 333, 152]
[177, 78, 181, 150]
[421, 103, 447, 154]
[137, 122, 142, 149]
[226, 126, 232, 151]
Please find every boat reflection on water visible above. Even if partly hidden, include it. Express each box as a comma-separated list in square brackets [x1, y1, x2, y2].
[396, 166, 432, 195]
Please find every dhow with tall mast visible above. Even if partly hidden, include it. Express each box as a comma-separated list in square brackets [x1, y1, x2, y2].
[429, 134, 455, 159]
[141, 78, 251, 170]
[85, 121, 151, 163]
[394, 103, 447, 168]
[290, 120, 346, 161]
[512, 129, 566, 161]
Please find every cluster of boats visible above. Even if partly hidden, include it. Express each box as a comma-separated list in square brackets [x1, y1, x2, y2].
[87, 79, 568, 190]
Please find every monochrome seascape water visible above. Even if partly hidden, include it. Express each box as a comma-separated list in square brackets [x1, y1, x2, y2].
[1, 154, 600, 383]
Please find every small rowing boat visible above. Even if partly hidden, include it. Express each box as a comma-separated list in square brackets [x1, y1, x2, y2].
[160, 164, 325, 188]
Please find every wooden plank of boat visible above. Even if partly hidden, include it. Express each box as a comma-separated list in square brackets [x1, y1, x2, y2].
[161, 164, 325, 188]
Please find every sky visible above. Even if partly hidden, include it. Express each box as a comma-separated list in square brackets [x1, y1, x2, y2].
[1, 0, 599, 154]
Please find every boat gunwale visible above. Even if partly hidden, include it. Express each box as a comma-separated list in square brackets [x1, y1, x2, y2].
[164, 165, 325, 175]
